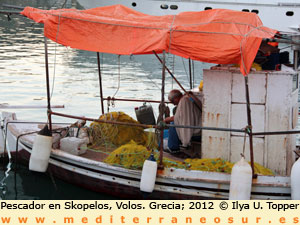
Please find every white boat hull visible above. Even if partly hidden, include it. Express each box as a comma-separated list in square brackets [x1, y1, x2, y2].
[1, 118, 291, 200]
[76, 0, 300, 32]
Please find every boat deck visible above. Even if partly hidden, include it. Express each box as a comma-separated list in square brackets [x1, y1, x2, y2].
[82, 146, 184, 163]
[5, 121, 184, 165]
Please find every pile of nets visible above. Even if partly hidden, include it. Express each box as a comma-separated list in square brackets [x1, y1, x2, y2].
[185, 158, 233, 173]
[185, 158, 274, 175]
[104, 141, 274, 175]
[91, 112, 274, 175]
[90, 112, 156, 149]
[104, 140, 187, 170]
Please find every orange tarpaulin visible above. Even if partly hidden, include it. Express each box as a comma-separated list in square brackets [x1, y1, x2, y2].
[21, 5, 276, 75]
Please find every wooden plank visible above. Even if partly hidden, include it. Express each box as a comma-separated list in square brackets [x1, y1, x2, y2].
[202, 69, 231, 160]
[230, 136, 264, 165]
[266, 73, 292, 175]
[231, 104, 265, 136]
[232, 72, 266, 104]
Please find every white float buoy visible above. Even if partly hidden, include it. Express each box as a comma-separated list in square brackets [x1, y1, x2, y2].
[229, 157, 252, 200]
[29, 125, 52, 172]
[291, 158, 300, 199]
[140, 153, 157, 193]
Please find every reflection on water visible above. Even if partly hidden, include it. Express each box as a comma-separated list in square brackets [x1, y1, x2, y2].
[0, 0, 209, 199]
[2, 164, 116, 200]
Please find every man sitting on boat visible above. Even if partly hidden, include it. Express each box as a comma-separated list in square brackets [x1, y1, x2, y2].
[164, 89, 202, 154]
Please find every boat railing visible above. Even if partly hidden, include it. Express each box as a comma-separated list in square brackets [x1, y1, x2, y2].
[49, 109, 300, 175]
[103, 97, 170, 104]
[49, 110, 300, 136]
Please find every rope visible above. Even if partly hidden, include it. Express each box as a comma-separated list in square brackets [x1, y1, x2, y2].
[171, 54, 175, 89]
[181, 57, 190, 83]
[50, 11, 62, 100]
[0, 158, 11, 199]
[146, 126, 155, 149]
[0, 120, 13, 200]
[242, 128, 247, 157]
[168, 15, 177, 53]
[60, 0, 68, 8]
[112, 55, 121, 98]
[146, 73, 161, 90]
[29, 9, 272, 36]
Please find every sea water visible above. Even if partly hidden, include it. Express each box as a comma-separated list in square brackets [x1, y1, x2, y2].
[0, 0, 207, 199]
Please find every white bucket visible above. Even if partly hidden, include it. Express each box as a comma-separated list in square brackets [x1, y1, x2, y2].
[29, 125, 52, 172]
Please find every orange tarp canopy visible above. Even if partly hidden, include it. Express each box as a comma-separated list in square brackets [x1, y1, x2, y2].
[21, 5, 276, 75]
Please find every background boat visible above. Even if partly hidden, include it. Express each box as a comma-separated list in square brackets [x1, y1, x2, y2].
[76, 0, 300, 33]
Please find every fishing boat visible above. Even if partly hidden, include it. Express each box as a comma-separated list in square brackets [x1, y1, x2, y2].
[76, 0, 300, 33]
[0, 5, 299, 200]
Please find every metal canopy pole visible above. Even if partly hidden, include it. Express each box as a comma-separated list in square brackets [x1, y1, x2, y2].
[189, 58, 192, 89]
[294, 50, 299, 71]
[153, 51, 202, 111]
[159, 51, 166, 169]
[97, 52, 105, 115]
[44, 37, 52, 132]
[244, 76, 255, 178]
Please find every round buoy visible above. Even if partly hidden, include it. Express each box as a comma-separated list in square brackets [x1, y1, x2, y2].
[29, 125, 52, 172]
[140, 153, 157, 193]
[229, 157, 252, 200]
[291, 158, 300, 199]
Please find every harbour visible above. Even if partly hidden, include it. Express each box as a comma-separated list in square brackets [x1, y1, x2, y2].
[0, 0, 204, 199]
[1, 0, 300, 200]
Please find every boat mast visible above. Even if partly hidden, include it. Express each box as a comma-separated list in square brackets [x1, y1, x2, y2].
[97, 52, 105, 115]
[244, 76, 255, 178]
[189, 58, 192, 89]
[159, 51, 166, 169]
[44, 37, 52, 132]
[154, 52, 202, 111]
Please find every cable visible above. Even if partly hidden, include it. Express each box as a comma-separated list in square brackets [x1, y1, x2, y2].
[181, 57, 189, 83]
[50, 11, 63, 100]
[112, 55, 121, 98]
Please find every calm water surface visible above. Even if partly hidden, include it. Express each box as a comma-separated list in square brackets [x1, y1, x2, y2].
[0, 0, 209, 199]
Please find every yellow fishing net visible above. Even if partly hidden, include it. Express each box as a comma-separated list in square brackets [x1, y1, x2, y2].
[104, 141, 274, 175]
[184, 158, 274, 175]
[185, 158, 233, 173]
[104, 140, 186, 169]
[252, 162, 274, 176]
[90, 111, 157, 149]
[91, 112, 273, 175]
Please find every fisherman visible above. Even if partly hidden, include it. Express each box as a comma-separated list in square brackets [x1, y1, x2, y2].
[164, 89, 202, 153]
[254, 40, 280, 70]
